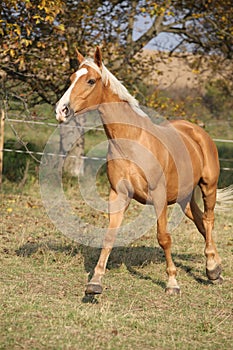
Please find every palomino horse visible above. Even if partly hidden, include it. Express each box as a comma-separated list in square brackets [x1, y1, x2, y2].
[56, 47, 223, 295]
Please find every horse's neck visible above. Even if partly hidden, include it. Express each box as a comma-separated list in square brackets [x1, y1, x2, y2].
[99, 101, 144, 139]
[98, 101, 176, 154]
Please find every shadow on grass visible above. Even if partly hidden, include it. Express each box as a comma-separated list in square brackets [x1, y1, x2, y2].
[175, 259, 210, 285]
[81, 245, 168, 291]
[15, 241, 208, 293]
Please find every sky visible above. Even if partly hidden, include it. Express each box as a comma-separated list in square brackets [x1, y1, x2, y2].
[133, 13, 184, 51]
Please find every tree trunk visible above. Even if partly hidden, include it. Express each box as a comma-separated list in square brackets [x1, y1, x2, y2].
[59, 114, 85, 176]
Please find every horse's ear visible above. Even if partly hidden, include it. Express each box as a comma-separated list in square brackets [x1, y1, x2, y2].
[76, 49, 85, 64]
[94, 46, 102, 68]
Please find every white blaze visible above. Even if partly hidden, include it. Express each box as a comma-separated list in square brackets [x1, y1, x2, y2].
[56, 68, 88, 121]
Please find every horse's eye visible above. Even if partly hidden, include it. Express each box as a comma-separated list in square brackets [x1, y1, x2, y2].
[88, 79, 96, 86]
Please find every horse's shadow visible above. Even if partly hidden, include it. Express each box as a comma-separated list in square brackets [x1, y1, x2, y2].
[16, 241, 165, 285]
[15, 240, 208, 295]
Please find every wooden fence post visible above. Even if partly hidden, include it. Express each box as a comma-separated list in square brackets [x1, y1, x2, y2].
[0, 108, 5, 187]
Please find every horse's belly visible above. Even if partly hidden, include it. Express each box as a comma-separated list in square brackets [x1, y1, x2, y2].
[107, 156, 199, 206]
[132, 188, 152, 205]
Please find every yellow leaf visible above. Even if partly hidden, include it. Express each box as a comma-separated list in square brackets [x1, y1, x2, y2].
[19, 56, 25, 70]
[38, 0, 46, 10]
[21, 38, 32, 47]
[10, 49, 15, 57]
[26, 26, 31, 36]
[37, 41, 46, 48]
[15, 26, 21, 36]
[45, 15, 53, 22]
[57, 24, 65, 31]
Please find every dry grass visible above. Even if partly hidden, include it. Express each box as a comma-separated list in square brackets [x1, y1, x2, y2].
[1, 181, 233, 350]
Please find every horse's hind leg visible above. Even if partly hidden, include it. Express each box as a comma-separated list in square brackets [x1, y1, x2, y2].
[185, 186, 222, 283]
[184, 190, 205, 237]
[200, 183, 223, 283]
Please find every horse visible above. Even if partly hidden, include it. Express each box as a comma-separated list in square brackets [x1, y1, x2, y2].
[55, 46, 224, 295]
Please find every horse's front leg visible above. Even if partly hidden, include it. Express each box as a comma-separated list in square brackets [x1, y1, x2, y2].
[157, 205, 180, 294]
[85, 188, 130, 295]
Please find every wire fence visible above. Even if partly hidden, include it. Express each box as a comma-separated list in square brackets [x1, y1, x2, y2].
[2, 148, 106, 161]
[1, 116, 233, 170]
[6, 118, 105, 131]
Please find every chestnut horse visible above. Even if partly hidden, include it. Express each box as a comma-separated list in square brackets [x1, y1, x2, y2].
[56, 47, 223, 295]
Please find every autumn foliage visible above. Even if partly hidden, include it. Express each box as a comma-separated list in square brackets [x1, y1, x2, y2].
[0, 0, 232, 115]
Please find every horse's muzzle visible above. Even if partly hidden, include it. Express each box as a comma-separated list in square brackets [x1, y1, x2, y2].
[56, 104, 74, 123]
[56, 114, 67, 123]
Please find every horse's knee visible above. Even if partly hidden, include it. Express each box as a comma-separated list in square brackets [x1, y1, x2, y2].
[157, 232, 171, 250]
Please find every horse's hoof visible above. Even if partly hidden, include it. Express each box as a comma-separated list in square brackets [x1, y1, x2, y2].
[85, 283, 103, 295]
[206, 264, 222, 281]
[211, 275, 224, 285]
[165, 287, 181, 295]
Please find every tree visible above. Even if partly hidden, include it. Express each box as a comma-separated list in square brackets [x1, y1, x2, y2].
[0, 0, 104, 176]
[1, 0, 233, 105]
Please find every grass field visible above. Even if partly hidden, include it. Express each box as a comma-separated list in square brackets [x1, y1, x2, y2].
[1, 179, 233, 350]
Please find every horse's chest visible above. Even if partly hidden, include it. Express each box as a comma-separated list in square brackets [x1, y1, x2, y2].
[107, 158, 152, 204]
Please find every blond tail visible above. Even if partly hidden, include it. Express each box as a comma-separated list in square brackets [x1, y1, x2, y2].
[215, 185, 233, 212]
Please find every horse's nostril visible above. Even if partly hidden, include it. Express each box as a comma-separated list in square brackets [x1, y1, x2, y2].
[62, 105, 69, 115]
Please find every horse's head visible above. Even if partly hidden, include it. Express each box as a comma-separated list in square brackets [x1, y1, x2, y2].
[56, 46, 146, 122]
[56, 47, 103, 123]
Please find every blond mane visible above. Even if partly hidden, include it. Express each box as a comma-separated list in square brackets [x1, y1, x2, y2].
[80, 59, 148, 118]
